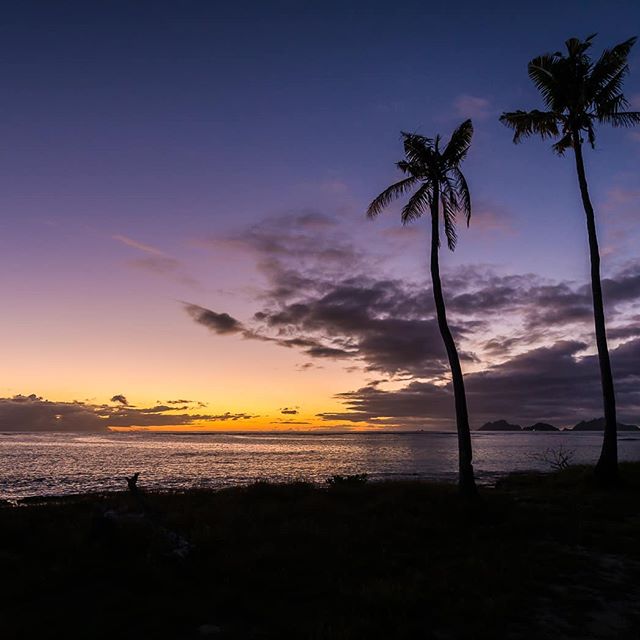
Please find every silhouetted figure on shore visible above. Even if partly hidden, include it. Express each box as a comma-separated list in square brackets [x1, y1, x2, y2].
[126, 472, 140, 496]
[125, 472, 150, 514]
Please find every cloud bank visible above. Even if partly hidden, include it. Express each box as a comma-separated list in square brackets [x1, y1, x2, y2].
[187, 211, 640, 429]
[0, 394, 256, 432]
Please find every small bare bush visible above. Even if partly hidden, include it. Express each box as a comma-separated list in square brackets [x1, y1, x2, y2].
[532, 445, 575, 471]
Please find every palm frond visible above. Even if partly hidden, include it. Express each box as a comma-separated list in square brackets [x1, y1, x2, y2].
[443, 119, 473, 167]
[589, 37, 637, 93]
[500, 109, 560, 143]
[396, 160, 413, 175]
[441, 195, 458, 251]
[594, 67, 631, 110]
[401, 132, 434, 166]
[595, 93, 629, 117]
[551, 132, 573, 155]
[565, 35, 595, 58]
[528, 54, 561, 110]
[441, 175, 460, 211]
[452, 167, 471, 226]
[366, 176, 419, 219]
[401, 183, 431, 225]
[599, 111, 640, 127]
[440, 167, 472, 249]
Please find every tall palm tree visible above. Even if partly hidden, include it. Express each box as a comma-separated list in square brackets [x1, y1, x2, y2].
[500, 35, 640, 484]
[367, 120, 477, 496]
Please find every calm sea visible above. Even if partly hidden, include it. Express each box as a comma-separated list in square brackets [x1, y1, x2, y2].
[1, 430, 640, 500]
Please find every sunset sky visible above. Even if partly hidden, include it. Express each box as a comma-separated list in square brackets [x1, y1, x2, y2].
[2, 0, 639, 431]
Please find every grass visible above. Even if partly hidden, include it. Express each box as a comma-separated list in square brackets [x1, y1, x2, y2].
[1, 464, 640, 639]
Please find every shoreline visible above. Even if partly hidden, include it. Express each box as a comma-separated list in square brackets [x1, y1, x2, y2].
[0, 463, 608, 504]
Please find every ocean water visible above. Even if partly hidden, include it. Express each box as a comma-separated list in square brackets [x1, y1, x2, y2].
[1, 430, 640, 500]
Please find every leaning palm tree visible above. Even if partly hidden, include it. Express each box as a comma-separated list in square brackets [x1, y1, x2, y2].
[500, 35, 640, 484]
[367, 119, 477, 496]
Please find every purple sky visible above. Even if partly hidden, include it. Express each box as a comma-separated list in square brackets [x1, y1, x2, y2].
[1, 1, 639, 431]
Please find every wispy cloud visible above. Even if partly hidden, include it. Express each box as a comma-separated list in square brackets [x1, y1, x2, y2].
[472, 200, 517, 235]
[599, 184, 640, 255]
[113, 235, 165, 256]
[112, 234, 200, 287]
[453, 95, 493, 120]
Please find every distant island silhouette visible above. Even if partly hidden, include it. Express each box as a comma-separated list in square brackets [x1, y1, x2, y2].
[572, 418, 640, 432]
[478, 418, 639, 432]
[523, 422, 559, 432]
[478, 420, 521, 431]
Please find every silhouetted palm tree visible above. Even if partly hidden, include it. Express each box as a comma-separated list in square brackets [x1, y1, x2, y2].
[500, 35, 640, 484]
[367, 120, 477, 496]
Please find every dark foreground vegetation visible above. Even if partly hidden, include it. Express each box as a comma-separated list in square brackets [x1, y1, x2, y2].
[2, 465, 640, 640]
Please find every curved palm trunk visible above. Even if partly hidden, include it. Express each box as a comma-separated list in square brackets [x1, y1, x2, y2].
[571, 132, 618, 483]
[430, 187, 477, 497]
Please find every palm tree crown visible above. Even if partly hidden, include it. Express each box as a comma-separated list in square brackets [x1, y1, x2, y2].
[367, 119, 473, 248]
[500, 34, 640, 153]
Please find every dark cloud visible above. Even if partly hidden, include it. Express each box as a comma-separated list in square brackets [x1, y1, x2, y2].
[281, 407, 299, 415]
[103, 408, 256, 428]
[194, 261, 627, 377]
[190, 212, 640, 426]
[602, 263, 640, 306]
[186, 279, 457, 375]
[110, 394, 129, 405]
[296, 362, 317, 371]
[447, 264, 640, 332]
[277, 336, 355, 359]
[195, 212, 454, 374]
[607, 324, 640, 341]
[0, 394, 257, 432]
[312, 281, 483, 371]
[203, 214, 639, 365]
[0, 394, 105, 432]
[185, 304, 244, 335]
[156, 399, 207, 411]
[320, 338, 640, 429]
[203, 412, 257, 422]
